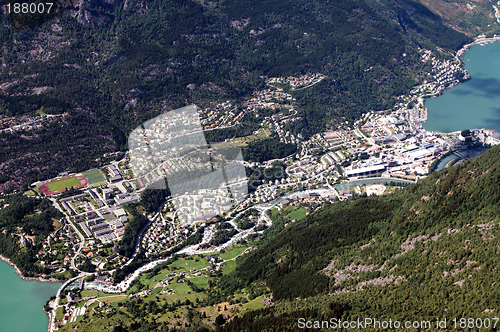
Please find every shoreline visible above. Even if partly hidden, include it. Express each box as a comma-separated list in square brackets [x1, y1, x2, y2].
[0, 254, 62, 283]
[1, 254, 61, 332]
[456, 35, 500, 60]
[421, 36, 500, 131]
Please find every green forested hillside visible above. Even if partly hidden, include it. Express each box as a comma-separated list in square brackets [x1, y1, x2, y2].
[0, 0, 473, 190]
[0, 195, 62, 276]
[216, 146, 500, 330]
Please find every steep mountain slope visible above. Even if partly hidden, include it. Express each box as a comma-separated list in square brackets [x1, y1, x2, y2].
[220, 146, 500, 330]
[0, 0, 473, 191]
[417, 0, 500, 36]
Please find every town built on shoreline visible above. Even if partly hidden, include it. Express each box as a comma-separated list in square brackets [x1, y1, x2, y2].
[2, 37, 499, 332]
[38, 37, 500, 331]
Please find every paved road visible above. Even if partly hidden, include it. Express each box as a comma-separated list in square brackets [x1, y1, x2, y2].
[49, 275, 84, 332]
[49, 198, 87, 272]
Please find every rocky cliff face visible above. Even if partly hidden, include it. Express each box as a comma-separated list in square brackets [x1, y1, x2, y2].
[416, 0, 500, 36]
[70, 0, 122, 27]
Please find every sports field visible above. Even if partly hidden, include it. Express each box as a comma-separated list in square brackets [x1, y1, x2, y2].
[40, 176, 88, 195]
[46, 177, 81, 192]
[83, 169, 106, 187]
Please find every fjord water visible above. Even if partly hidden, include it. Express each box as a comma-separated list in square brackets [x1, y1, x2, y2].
[0, 260, 61, 332]
[424, 41, 500, 133]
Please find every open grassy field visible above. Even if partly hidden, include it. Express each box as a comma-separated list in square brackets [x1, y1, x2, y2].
[287, 207, 308, 221]
[86, 301, 99, 315]
[130, 258, 210, 292]
[218, 245, 248, 260]
[269, 206, 308, 223]
[134, 273, 163, 291]
[48, 269, 73, 279]
[267, 208, 280, 221]
[75, 300, 87, 308]
[52, 217, 63, 230]
[56, 306, 64, 321]
[80, 290, 98, 297]
[80, 290, 126, 299]
[98, 295, 128, 304]
[169, 257, 210, 272]
[221, 260, 237, 275]
[46, 177, 82, 192]
[229, 128, 271, 147]
[243, 295, 266, 310]
[189, 277, 209, 290]
[83, 169, 106, 187]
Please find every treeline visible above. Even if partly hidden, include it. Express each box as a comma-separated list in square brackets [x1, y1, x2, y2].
[140, 186, 171, 214]
[118, 209, 149, 258]
[118, 185, 170, 258]
[112, 252, 146, 284]
[243, 138, 296, 163]
[384, 181, 412, 187]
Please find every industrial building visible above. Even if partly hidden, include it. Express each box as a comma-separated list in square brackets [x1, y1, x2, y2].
[345, 164, 386, 178]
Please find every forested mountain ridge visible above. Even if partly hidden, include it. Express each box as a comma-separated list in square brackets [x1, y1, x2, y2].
[0, 0, 478, 191]
[215, 145, 500, 330]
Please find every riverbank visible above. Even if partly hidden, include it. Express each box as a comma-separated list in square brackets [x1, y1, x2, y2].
[0, 254, 61, 283]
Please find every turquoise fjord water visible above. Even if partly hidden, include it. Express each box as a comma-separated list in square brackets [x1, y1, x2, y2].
[424, 41, 500, 133]
[0, 260, 61, 332]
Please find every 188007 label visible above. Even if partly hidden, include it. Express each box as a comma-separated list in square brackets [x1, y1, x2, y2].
[5, 2, 53, 14]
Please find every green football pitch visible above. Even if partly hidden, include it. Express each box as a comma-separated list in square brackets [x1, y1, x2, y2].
[46, 177, 82, 192]
[83, 169, 106, 186]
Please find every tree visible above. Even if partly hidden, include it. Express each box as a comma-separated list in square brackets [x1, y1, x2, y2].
[215, 314, 226, 326]
[461, 129, 471, 137]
